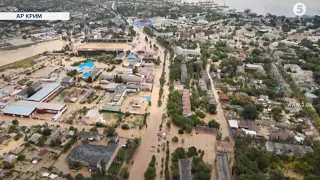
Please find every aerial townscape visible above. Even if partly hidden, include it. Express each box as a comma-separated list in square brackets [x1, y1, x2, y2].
[0, 0, 319, 180]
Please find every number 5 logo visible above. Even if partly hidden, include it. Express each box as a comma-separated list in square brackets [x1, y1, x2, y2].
[293, 3, 307, 16]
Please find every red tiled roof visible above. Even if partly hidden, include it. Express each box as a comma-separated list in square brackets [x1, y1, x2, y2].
[38, 149, 48, 157]
[219, 93, 229, 101]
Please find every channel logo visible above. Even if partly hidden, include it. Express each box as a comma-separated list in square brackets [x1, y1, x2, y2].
[0, 12, 70, 20]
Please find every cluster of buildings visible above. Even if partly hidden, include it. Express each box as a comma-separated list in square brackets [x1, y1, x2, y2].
[1, 82, 67, 119]
[182, 90, 191, 117]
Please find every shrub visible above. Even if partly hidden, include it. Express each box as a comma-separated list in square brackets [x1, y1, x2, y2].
[121, 124, 130, 130]
[172, 136, 179, 143]
[178, 129, 184, 134]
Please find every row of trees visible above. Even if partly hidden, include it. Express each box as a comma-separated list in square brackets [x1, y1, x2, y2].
[144, 155, 157, 180]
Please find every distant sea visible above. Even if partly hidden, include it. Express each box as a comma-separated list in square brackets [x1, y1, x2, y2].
[181, 0, 320, 17]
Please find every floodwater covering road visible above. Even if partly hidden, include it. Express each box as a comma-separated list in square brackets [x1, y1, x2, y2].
[128, 25, 170, 180]
[206, 64, 231, 139]
[0, 39, 64, 66]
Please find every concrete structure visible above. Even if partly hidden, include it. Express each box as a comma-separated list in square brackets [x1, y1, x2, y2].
[244, 64, 264, 70]
[116, 68, 133, 74]
[27, 83, 61, 102]
[101, 105, 121, 113]
[61, 76, 74, 86]
[182, 90, 191, 117]
[109, 85, 127, 106]
[175, 44, 201, 56]
[1, 100, 67, 118]
[2, 105, 36, 118]
[198, 78, 208, 92]
[265, 141, 313, 157]
[179, 159, 191, 180]
[66, 143, 118, 171]
[76, 43, 132, 55]
[15, 82, 43, 100]
[181, 63, 188, 85]
[216, 152, 232, 180]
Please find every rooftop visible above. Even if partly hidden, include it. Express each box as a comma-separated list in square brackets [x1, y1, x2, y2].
[216, 152, 232, 180]
[101, 105, 121, 112]
[2, 105, 35, 116]
[77, 61, 95, 72]
[77, 43, 132, 52]
[14, 100, 66, 111]
[67, 143, 118, 166]
[27, 83, 60, 102]
[179, 159, 191, 180]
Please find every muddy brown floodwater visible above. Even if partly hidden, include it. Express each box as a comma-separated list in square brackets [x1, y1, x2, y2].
[128, 25, 170, 180]
[0, 39, 64, 66]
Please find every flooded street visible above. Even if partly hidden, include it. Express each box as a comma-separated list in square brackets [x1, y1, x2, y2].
[0, 39, 64, 66]
[0, 138, 24, 155]
[206, 64, 231, 139]
[128, 25, 170, 180]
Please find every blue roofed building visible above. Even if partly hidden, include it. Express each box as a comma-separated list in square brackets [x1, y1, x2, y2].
[77, 61, 96, 72]
[27, 83, 61, 102]
[129, 54, 136, 59]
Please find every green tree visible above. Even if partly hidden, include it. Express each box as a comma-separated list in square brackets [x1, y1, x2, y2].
[17, 154, 25, 161]
[120, 167, 130, 179]
[75, 173, 85, 180]
[269, 169, 284, 180]
[208, 120, 220, 128]
[104, 126, 116, 137]
[42, 128, 52, 136]
[87, 76, 93, 83]
[133, 68, 138, 74]
[270, 107, 283, 122]
[121, 124, 130, 130]
[144, 167, 156, 180]
[12, 119, 19, 126]
[172, 136, 179, 143]
[90, 126, 98, 132]
[187, 146, 198, 157]
[242, 104, 259, 120]
[178, 129, 184, 134]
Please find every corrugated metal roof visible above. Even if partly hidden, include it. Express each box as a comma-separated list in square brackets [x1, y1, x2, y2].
[14, 100, 65, 111]
[28, 83, 60, 102]
[101, 105, 121, 112]
[2, 105, 35, 116]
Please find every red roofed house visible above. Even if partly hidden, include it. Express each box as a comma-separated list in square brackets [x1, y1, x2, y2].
[219, 93, 229, 102]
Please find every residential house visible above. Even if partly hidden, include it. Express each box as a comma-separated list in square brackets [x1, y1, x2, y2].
[219, 93, 229, 102]
[269, 129, 294, 141]
[61, 76, 74, 86]
[181, 64, 188, 85]
[265, 141, 313, 156]
[182, 90, 191, 117]
[198, 79, 208, 92]
[78, 131, 102, 141]
[29, 133, 43, 144]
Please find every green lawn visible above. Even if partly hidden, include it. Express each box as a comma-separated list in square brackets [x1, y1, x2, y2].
[107, 163, 122, 175]
[0, 54, 41, 72]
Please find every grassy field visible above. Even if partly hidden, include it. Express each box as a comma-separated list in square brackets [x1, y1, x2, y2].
[0, 54, 41, 72]
[107, 163, 122, 175]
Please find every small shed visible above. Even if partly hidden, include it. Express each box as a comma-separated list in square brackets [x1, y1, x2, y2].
[228, 120, 239, 129]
